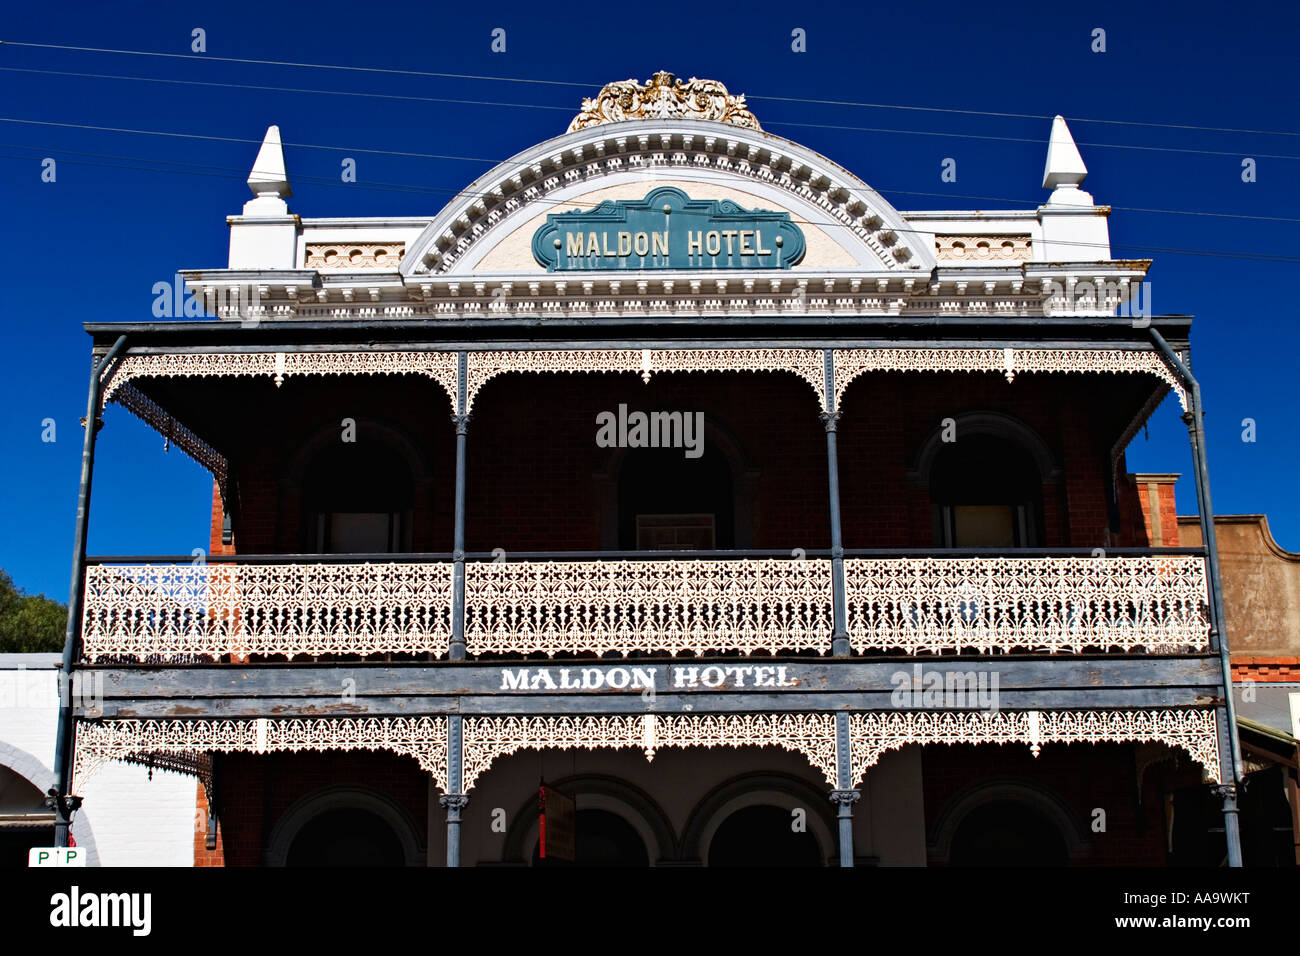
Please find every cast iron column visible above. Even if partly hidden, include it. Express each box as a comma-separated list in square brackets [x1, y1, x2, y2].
[449, 351, 469, 661]
[441, 714, 468, 866]
[50, 336, 127, 846]
[1149, 330, 1243, 867]
[822, 351, 850, 657]
[829, 710, 859, 866]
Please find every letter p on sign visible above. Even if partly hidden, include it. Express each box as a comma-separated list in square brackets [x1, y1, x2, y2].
[29, 847, 85, 867]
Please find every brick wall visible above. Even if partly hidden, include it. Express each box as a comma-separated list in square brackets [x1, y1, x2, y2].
[211, 751, 429, 867]
[921, 742, 1169, 865]
[212, 371, 1146, 552]
[1232, 658, 1300, 682]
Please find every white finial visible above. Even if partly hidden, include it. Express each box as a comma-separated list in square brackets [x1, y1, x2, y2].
[1042, 115, 1087, 188]
[1042, 115, 1091, 206]
[248, 125, 291, 197]
[243, 125, 292, 216]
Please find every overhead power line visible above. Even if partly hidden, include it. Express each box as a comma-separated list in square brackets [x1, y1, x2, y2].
[5, 144, 1297, 264]
[4, 123, 1293, 224]
[5, 65, 1295, 161]
[0, 66, 576, 115]
[2, 39, 1297, 139]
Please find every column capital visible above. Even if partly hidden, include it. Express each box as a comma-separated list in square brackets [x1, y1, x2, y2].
[819, 411, 841, 433]
[439, 793, 470, 811]
[1211, 783, 1238, 803]
[44, 789, 82, 817]
[828, 789, 860, 807]
[452, 413, 472, 435]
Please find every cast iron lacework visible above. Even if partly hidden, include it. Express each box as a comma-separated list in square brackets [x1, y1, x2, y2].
[79, 554, 1209, 661]
[843, 554, 1210, 654]
[464, 558, 834, 657]
[72, 717, 451, 795]
[112, 382, 229, 488]
[101, 350, 460, 411]
[463, 348, 828, 413]
[831, 347, 1187, 412]
[848, 709, 1221, 785]
[80, 562, 454, 662]
[461, 714, 839, 790]
[71, 710, 1219, 796]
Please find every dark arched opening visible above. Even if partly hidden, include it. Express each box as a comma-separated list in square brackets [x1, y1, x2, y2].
[948, 800, 1068, 866]
[707, 804, 822, 866]
[0, 766, 53, 867]
[930, 435, 1044, 547]
[532, 809, 650, 867]
[617, 444, 734, 550]
[300, 438, 414, 553]
[285, 807, 406, 867]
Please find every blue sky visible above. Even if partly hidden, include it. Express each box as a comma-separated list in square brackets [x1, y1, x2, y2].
[1, 1, 1296, 600]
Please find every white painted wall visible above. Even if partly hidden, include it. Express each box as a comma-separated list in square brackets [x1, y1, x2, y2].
[0, 655, 196, 866]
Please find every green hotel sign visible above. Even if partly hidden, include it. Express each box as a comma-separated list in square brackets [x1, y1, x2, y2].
[531, 186, 805, 271]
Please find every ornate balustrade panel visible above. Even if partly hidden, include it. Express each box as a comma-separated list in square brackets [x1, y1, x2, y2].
[463, 558, 834, 657]
[81, 562, 454, 662]
[844, 554, 1210, 654]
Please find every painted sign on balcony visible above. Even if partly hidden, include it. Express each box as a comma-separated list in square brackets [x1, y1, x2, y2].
[531, 186, 805, 271]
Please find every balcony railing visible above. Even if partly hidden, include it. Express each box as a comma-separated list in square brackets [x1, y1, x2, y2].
[80, 559, 454, 661]
[843, 551, 1210, 654]
[78, 549, 1210, 663]
[464, 555, 833, 657]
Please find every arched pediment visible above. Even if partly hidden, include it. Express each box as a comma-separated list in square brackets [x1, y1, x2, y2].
[401, 118, 936, 278]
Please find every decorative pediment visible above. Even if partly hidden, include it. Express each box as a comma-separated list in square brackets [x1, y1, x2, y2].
[401, 120, 938, 277]
[568, 71, 761, 132]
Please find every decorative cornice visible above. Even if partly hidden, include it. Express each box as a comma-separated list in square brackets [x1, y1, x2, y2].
[182, 268, 1151, 319]
[305, 243, 405, 270]
[568, 72, 761, 133]
[936, 235, 1032, 261]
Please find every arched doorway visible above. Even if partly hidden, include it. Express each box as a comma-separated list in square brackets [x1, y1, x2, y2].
[300, 432, 416, 553]
[285, 807, 406, 867]
[617, 444, 735, 550]
[707, 805, 822, 866]
[0, 765, 53, 867]
[948, 800, 1069, 866]
[265, 786, 425, 867]
[531, 808, 650, 867]
[930, 435, 1045, 548]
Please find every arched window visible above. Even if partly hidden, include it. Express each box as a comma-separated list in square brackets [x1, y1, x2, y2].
[930, 435, 1044, 547]
[531, 809, 650, 867]
[707, 805, 822, 867]
[948, 800, 1068, 866]
[300, 439, 413, 553]
[616, 446, 735, 550]
[286, 807, 406, 867]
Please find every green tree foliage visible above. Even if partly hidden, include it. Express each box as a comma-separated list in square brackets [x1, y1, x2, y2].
[0, 570, 67, 653]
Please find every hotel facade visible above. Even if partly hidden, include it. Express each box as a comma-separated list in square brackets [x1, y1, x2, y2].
[41, 72, 1258, 866]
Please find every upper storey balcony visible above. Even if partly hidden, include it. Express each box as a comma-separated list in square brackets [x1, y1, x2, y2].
[77, 344, 1211, 665]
